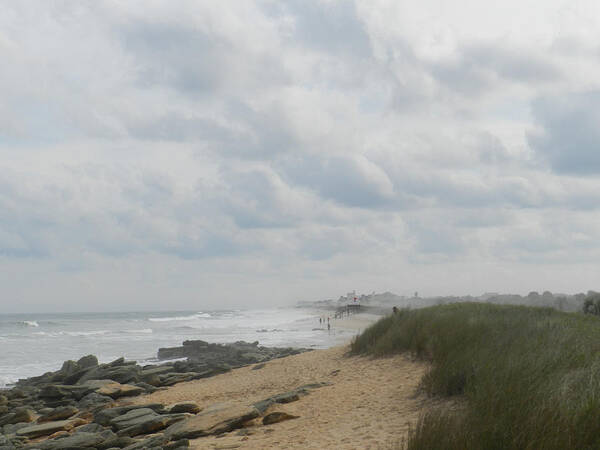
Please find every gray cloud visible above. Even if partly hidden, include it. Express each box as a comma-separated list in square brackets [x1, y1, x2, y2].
[280, 154, 394, 208]
[529, 91, 600, 174]
[429, 44, 560, 96]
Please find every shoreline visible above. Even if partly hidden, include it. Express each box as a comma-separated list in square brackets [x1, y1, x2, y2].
[0, 309, 420, 449]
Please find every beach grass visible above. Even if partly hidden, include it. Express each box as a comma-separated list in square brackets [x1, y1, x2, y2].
[351, 302, 600, 449]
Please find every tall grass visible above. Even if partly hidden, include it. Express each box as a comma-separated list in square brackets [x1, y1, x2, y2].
[351, 303, 600, 449]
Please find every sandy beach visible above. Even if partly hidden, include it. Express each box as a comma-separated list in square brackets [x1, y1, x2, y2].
[127, 311, 431, 449]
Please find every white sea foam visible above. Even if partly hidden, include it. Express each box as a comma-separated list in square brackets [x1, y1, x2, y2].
[148, 312, 211, 322]
[19, 320, 39, 327]
[63, 330, 111, 337]
[120, 328, 153, 334]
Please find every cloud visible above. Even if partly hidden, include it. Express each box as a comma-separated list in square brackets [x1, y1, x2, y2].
[528, 91, 600, 174]
[4, 0, 600, 310]
[281, 154, 394, 208]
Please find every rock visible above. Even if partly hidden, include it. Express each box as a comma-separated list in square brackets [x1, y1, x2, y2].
[0, 395, 7, 405]
[28, 430, 116, 449]
[157, 347, 187, 360]
[77, 355, 99, 369]
[163, 438, 190, 449]
[75, 422, 106, 433]
[139, 366, 174, 378]
[78, 392, 113, 410]
[271, 391, 300, 404]
[3, 421, 30, 435]
[0, 407, 37, 425]
[78, 365, 141, 385]
[38, 385, 91, 401]
[107, 357, 126, 367]
[166, 402, 201, 414]
[96, 382, 144, 399]
[134, 382, 158, 393]
[121, 433, 168, 449]
[116, 416, 177, 437]
[158, 373, 196, 387]
[38, 406, 79, 423]
[101, 437, 138, 449]
[94, 404, 165, 426]
[165, 402, 259, 439]
[60, 360, 80, 376]
[16, 419, 80, 438]
[252, 383, 331, 414]
[109, 408, 158, 430]
[262, 411, 299, 425]
[297, 382, 332, 390]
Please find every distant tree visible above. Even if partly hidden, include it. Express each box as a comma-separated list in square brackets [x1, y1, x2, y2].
[582, 292, 600, 316]
[554, 296, 567, 311]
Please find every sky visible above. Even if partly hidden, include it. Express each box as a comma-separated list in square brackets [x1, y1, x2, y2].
[2, 0, 600, 312]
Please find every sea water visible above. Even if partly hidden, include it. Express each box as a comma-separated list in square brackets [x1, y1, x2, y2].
[0, 308, 352, 387]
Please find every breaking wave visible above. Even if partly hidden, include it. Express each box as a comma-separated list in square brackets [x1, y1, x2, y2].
[148, 313, 211, 322]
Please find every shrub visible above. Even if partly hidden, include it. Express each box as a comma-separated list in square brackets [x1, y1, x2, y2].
[351, 303, 600, 449]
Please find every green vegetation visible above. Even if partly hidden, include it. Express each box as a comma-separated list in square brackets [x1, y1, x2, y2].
[582, 291, 600, 316]
[351, 303, 600, 450]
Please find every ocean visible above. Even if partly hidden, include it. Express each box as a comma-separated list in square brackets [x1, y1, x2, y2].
[0, 308, 353, 388]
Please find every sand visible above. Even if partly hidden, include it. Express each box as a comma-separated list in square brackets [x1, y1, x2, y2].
[129, 311, 432, 449]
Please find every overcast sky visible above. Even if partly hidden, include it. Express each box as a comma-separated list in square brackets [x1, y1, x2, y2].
[2, 0, 600, 312]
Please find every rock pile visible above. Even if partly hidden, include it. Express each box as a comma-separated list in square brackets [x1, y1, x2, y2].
[0, 341, 312, 449]
[157, 340, 306, 367]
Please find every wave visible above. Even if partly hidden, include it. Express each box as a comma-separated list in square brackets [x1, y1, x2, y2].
[118, 328, 153, 334]
[148, 312, 211, 322]
[32, 330, 111, 337]
[18, 321, 39, 327]
[0, 375, 17, 388]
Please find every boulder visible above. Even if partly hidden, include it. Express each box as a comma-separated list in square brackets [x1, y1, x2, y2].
[166, 402, 201, 414]
[165, 402, 259, 439]
[78, 365, 141, 385]
[74, 422, 106, 433]
[38, 405, 78, 423]
[109, 408, 158, 431]
[0, 407, 37, 425]
[116, 415, 176, 437]
[121, 434, 168, 450]
[94, 404, 165, 426]
[27, 430, 116, 449]
[38, 384, 91, 400]
[59, 360, 80, 376]
[77, 355, 99, 369]
[16, 419, 80, 438]
[78, 392, 113, 410]
[262, 411, 299, 425]
[158, 373, 196, 387]
[96, 382, 144, 399]
[0, 395, 7, 405]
